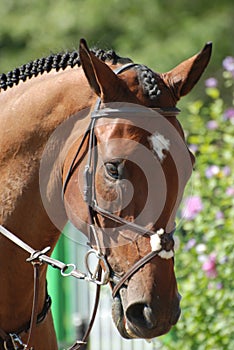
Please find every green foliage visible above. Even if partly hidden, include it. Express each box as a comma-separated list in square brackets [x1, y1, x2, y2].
[0, 0, 233, 73]
[0, 0, 233, 108]
[159, 56, 234, 349]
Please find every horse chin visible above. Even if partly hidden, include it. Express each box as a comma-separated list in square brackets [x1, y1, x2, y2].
[112, 294, 136, 339]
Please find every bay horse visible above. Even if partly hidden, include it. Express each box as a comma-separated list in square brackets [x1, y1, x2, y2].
[0, 39, 212, 349]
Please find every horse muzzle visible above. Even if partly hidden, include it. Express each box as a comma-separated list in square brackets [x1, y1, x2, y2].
[112, 286, 181, 339]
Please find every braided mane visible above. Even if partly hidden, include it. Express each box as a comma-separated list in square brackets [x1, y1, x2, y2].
[0, 48, 132, 91]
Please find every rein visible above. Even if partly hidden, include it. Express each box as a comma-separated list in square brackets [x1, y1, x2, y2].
[0, 224, 109, 350]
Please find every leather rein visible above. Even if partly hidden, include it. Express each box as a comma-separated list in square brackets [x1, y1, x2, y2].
[0, 62, 179, 350]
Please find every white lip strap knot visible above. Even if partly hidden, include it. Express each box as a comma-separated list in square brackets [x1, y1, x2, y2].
[150, 228, 174, 260]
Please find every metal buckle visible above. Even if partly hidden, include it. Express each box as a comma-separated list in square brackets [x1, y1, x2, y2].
[85, 249, 110, 285]
[60, 264, 77, 277]
[4, 333, 28, 350]
[26, 246, 51, 264]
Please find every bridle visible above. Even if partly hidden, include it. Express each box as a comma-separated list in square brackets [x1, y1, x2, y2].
[62, 61, 179, 291]
[62, 95, 178, 281]
[63, 62, 179, 286]
[0, 63, 179, 349]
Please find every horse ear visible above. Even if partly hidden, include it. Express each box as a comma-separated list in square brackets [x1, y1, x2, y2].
[163, 42, 212, 100]
[79, 38, 125, 101]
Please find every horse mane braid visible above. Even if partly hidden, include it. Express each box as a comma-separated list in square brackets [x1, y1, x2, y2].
[0, 48, 132, 91]
[135, 65, 161, 100]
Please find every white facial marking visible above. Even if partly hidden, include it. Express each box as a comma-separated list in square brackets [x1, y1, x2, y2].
[148, 132, 170, 162]
[150, 228, 174, 259]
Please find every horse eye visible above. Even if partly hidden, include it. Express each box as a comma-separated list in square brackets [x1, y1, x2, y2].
[105, 162, 120, 180]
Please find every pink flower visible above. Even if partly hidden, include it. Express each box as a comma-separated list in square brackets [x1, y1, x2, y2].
[226, 187, 234, 196]
[205, 77, 218, 88]
[222, 166, 231, 177]
[215, 211, 224, 220]
[184, 238, 196, 251]
[206, 120, 218, 130]
[223, 108, 234, 123]
[202, 254, 217, 278]
[222, 56, 234, 73]
[208, 282, 223, 290]
[205, 165, 220, 178]
[182, 196, 203, 220]
[216, 282, 223, 290]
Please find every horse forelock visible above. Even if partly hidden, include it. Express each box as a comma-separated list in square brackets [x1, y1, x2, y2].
[0, 48, 132, 92]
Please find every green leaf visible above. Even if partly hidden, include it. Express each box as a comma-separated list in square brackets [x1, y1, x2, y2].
[206, 87, 220, 99]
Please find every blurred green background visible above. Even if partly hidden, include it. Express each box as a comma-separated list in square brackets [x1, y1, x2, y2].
[0, 0, 233, 107]
[1, 1, 233, 349]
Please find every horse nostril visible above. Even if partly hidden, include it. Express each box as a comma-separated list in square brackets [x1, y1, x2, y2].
[126, 303, 156, 329]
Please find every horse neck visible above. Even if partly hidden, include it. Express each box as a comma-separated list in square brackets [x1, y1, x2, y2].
[0, 66, 94, 331]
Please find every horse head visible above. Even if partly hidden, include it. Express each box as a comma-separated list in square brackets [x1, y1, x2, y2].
[63, 39, 212, 339]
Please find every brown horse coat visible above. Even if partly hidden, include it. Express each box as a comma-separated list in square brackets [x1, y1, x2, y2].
[0, 39, 211, 348]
